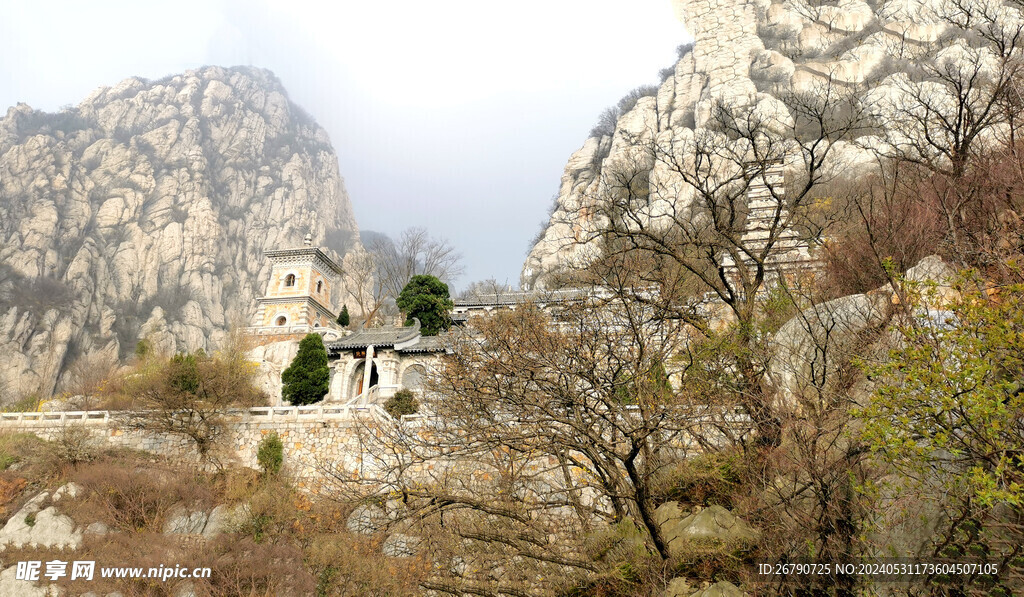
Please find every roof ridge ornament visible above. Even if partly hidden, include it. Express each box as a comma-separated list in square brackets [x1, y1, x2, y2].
[402, 318, 421, 340]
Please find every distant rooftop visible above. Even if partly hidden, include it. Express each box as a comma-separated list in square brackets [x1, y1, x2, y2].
[454, 288, 591, 308]
[327, 319, 447, 354]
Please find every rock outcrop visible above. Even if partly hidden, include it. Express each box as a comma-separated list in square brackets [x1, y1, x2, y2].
[769, 254, 957, 406]
[163, 503, 242, 537]
[654, 503, 758, 556]
[522, 0, 1023, 288]
[0, 66, 360, 404]
[0, 484, 84, 550]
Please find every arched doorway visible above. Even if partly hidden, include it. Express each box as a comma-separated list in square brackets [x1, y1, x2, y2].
[351, 361, 379, 398]
[401, 365, 426, 391]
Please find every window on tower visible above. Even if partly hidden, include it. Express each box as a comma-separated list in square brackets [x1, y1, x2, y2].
[284, 274, 296, 287]
[316, 280, 323, 293]
[275, 315, 287, 326]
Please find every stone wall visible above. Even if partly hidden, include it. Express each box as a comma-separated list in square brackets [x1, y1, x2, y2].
[0, 405, 403, 486]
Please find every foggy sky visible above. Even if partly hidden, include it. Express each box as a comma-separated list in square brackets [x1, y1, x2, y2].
[0, 0, 690, 289]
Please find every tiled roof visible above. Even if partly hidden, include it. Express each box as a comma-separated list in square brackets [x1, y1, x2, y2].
[328, 323, 421, 350]
[326, 318, 450, 354]
[454, 288, 591, 307]
[398, 335, 446, 353]
[263, 247, 344, 275]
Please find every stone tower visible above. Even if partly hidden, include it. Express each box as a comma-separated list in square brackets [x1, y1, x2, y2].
[252, 234, 344, 332]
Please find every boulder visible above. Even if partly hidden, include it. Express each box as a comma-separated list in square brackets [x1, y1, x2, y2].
[84, 521, 109, 536]
[161, 504, 241, 537]
[201, 504, 242, 538]
[52, 482, 82, 501]
[663, 577, 696, 597]
[346, 503, 391, 535]
[0, 490, 82, 549]
[381, 533, 421, 557]
[771, 292, 889, 406]
[655, 503, 757, 556]
[162, 507, 209, 535]
[0, 565, 50, 596]
[690, 580, 747, 597]
[904, 255, 959, 307]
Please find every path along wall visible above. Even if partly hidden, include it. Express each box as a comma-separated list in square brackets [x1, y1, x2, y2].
[0, 406, 407, 487]
[0, 406, 732, 505]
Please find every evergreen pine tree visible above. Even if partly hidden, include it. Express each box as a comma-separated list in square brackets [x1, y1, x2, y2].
[396, 275, 454, 336]
[337, 304, 350, 327]
[281, 333, 330, 405]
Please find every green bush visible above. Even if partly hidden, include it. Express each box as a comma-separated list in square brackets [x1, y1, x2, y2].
[167, 352, 201, 394]
[281, 334, 330, 405]
[134, 339, 153, 360]
[336, 305, 350, 327]
[257, 432, 284, 475]
[384, 389, 419, 419]
[396, 275, 453, 336]
[655, 451, 744, 508]
[4, 392, 44, 413]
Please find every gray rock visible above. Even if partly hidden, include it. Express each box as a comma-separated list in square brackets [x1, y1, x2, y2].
[904, 255, 960, 308]
[0, 65, 361, 405]
[689, 581, 746, 597]
[771, 292, 889, 406]
[381, 533, 421, 557]
[663, 577, 696, 597]
[52, 482, 82, 501]
[201, 504, 241, 538]
[0, 565, 49, 596]
[162, 507, 208, 535]
[655, 503, 757, 556]
[84, 521, 109, 535]
[346, 504, 390, 535]
[905, 255, 956, 285]
[0, 491, 81, 549]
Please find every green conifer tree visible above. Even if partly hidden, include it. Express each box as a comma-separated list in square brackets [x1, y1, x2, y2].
[281, 333, 330, 405]
[396, 275, 454, 336]
[337, 304, 350, 327]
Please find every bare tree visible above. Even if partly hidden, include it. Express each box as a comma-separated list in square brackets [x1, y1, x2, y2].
[865, 0, 1024, 271]
[350, 227, 463, 326]
[119, 344, 265, 464]
[869, 0, 1024, 179]
[457, 278, 515, 300]
[321, 260, 738, 594]
[370, 227, 464, 299]
[341, 247, 389, 325]
[579, 79, 869, 449]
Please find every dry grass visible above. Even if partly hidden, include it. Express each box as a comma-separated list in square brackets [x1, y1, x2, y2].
[0, 425, 435, 597]
[66, 459, 214, 533]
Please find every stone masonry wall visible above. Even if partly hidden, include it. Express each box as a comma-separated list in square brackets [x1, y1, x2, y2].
[0, 406, 394, 486]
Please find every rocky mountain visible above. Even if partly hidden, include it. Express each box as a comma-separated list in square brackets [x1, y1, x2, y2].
[0, 65, 360, 404]
[522, 0, 1020, 288]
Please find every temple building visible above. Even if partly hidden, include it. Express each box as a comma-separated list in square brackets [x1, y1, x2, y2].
[325, 319, 443, 405]
[248, 237, 444, 406]
[251, 233, 345, 336]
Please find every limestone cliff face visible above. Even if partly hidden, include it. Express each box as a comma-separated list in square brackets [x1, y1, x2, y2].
[522, 0, 1020, 288]
[0, 66, 359, 403]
